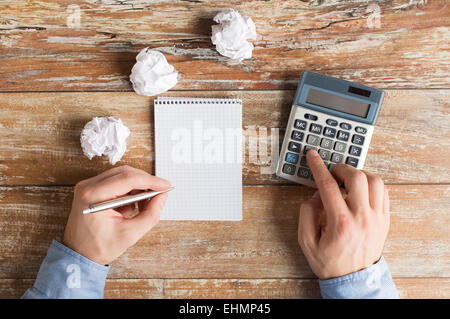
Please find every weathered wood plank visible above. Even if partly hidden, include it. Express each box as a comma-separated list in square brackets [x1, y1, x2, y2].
[2, 278, 449, 299]
[0, 185, 448, 279]
[0, 90, 448, 185]
[0, 0, 448, 90]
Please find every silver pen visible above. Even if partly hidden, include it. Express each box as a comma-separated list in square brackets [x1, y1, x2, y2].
[82, 187, 174, 215]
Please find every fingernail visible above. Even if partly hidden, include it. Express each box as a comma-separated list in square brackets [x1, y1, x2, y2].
[312, 191, 320, 199]
[307, 149, 319, 157]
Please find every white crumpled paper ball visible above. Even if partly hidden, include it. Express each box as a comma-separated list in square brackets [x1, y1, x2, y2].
[211, 8, 257, 62]
[80, 116, 130, 165]
[130, 48, 178, 96]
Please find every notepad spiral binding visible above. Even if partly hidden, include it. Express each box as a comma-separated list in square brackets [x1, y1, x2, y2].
[155, 97, 242, 105]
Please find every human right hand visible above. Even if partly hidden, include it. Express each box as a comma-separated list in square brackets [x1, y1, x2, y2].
[63, 165, 171, 265]
[298, 150, 390, 280]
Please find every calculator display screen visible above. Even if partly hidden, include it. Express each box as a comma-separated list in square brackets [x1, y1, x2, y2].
[306, 88, 370, 118]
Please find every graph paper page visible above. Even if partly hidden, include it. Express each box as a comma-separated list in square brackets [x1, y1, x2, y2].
[154, 97, 242, 220]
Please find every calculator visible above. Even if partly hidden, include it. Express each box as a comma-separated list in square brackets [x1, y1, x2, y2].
[276, 71, 385, 188]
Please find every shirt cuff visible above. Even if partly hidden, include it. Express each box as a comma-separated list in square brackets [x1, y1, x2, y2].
[319, 256, 399, 299]
[22, 240, 110, 299]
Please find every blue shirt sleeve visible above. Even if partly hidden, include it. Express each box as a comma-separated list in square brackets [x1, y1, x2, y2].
[22, 240, 110, 299]
[319, 256, 399, 299]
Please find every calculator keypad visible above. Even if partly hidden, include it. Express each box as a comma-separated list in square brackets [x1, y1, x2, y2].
[279, 109, 372, 186]
[337, 130, 350, 141]
[323, 127, 336, 138]
[352, 134, 365, 145]
[291, 130, 304, 142]
[306, 134, 320, 146]
[320, 138, 333, 150]
[294, 120, 307, 130]
[346, 157, 359, 167]
[309, 124, 322, 134]
[349, 145, 362, 157]
[297, 167, 311, 179]
[285, 152, 299, 164]
[288, 141, 301, 153]
[282, 163, 296, 175]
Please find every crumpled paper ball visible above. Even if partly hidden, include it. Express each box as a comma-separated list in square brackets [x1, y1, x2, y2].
[130, 48, 178, 96]
[211, 8, 257, 62]
[80, 116, 130, 165]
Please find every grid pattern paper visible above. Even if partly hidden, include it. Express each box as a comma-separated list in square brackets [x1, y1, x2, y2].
[154, 97, 242, 220]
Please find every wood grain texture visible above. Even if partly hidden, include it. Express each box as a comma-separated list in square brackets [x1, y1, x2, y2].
[0, 185, 448, 279]
[0, 90, 448, 185]
[0, 0, 449, 91]
[2, 278, 449, 299]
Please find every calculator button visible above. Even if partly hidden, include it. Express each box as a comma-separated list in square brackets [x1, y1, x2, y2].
[334, 142, 347, 153]
[288, 141, 301, 153]
[349, 145, 362, 157]
[297, 167, 311, 179]
[320, 138, 333, 150]
[285, 152, 299, 164]
[340, 122, 352, 130]
[323, 127, 336, 138]
[331, 152, 344, 163]
[318, 149, 331, 161]
[300, 156, 309, 168]
[304, 145, 318, 154]
[294, 119, 307, 130]
[291, 130, 304, 142]
[306, 134, 320, 146]
[304, 113, 318, 121]
[355, 126, 367, 134]
[309, 123, 322, 134]
[352, 134, 365, 145]
[337, 130, 350, 141]
[326, 119, 338, 126]
[346, 157, 359, 167]
[282, 163, 296, 175]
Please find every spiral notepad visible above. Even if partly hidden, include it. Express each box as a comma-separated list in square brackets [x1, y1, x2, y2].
[154, 97, 242, 220]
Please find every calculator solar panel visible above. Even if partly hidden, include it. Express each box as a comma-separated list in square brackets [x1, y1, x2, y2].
[276, 71, 384, 188]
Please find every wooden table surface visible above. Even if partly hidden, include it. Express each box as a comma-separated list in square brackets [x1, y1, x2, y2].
[0, 0, 449, 299]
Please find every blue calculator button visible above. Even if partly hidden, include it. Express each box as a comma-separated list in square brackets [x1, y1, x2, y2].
[326, 119, 338, 126]
[282, 163, 296, 175]
[323, 127, 336, 138]
[285, 152, 299, 164]
[294, 119, 307, 130]
[340, 122, 352, 130]
[304, 113, 318, 121]
[309, 123, 322, 134]
[355, 126, 367, 134]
